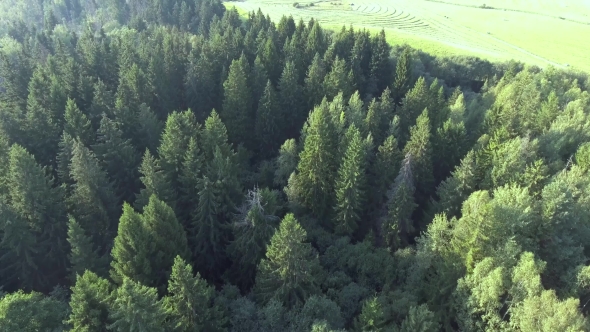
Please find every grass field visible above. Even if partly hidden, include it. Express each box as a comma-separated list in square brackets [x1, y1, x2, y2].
[224, 0, 590, 72]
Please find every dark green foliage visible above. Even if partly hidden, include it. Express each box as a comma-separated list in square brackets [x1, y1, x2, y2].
[279, 61, 306, 139]
[402, 109, 433, 209]
[64, 98, 94, 146]
[67, 216, 108, 281]
[222, 54, 254, 149]
[255, 213, 322, 308]
[392, 47, 413, 105]
[255, 80, 281, 158]
[305, 53, 327, 110]
[135, 149, 176, 211]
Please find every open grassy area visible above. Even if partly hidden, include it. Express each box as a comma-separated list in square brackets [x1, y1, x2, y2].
[225, 0, 590, 72]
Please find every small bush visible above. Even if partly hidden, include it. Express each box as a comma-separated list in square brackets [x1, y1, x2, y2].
[293, 2, 299, 7]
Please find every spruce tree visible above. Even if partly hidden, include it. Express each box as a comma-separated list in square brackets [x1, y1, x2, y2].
[93, 114, 140, 206]
[402, 109, 434, 208]
[279, 61, 305, 139]
[252, 56, 269, 109]
[110, 203, 153, 286]
[135, 103, 163, 155]
[158, 110, 199, 195]
[56, 131, 76, 189]
[304, 53, 327, 110]
[368, 30, 393, 95]
[108, 277, 166, 332]
[227, 188, 281, 290]
[178, 138, 204, 227]
[392, 47, 412, 105]
[135, 149, 175, 211]
[67, 216, 108, 281]
[296, 103, 339, 218]
[323, 56, 355, 101]
[69, 141, 118, 252]
[383, 153, 417, 249]
[369, 134, 402, 215]
[274, 139, 299, 187]
[163, 256, 227, 331]
[142, 195, 190, 288]
[67, 271, 113, 332]
[222, 54, 254, 149]
[333, 125, 367, 236]
[398, 77, 429, 143]
[64, 98, 94, 146]
[254, 213, 321, 308]
[201, 109, 233, 161]
[89, 80, 115, 128]
[255, 80, 281, 158]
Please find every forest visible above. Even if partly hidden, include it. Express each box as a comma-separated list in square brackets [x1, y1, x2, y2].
[1, 0, 590, 331]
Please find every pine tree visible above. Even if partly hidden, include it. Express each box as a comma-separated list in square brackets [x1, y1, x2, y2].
[69, 141, 119, 252]
[333, 125, 367, 236]
[254, 213, 322, 308]
[305, 53, 327, 110]
[392, 47, 412, 105]
[67, 216, 108, 281]
[255, 80, 281, 158]
[135, 149, 175, 211]
[402, 109, 434, 208]
[64, 98, 94, 146]
[67, 271, 113, 332]
[227, 188, 281, 290]
[108, 277, 166, 332]
[163, 256, 227, 331]
[93, 114, 140, 206]
[110, 203, 153, 286]
[296, 103, 339, 218]
[383, 153, 417, 249]
[222, 54, 254, 149]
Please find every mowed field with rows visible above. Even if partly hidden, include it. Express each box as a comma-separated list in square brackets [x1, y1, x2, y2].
[226, 0, 590, 72]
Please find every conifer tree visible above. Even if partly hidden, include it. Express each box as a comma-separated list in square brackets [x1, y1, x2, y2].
[222, 54, 254, 149]
[158, 110, 199, 195]
[64, 98, 94, 147]
[178, 138, 204, 227]
[296, 103, 339, 218]
[108, 277, 166, 332]
[252, 56, 269, 109]
[67, 216, 108, 281]
[347, 91, 366, 134]
[398, 77, 429, 143]
[67, 271, 113, 332]
[402, 109, 434, 208]
[333, 125, 367, 235]
[56, 132, 76, 189]
[135, 149, 175, 211]
[135, 103, 164, 154]
[255, 80, 281, 158]
[305, 53, 327, 110]
[274, 139, 299, 187]
[1, 144, 67, 290]
[323, 56, 355, 101]
[201, 109, 233, 161]
[279, 61, 305, 139]
[110, 203, 153, 286]
[93, 114, 140, 206]
[227, 188, 281, 290]
[383, 153, 417, 249]
[163, 256, 227, 331]
[368, 134, 402, 219]
[142, 195, 190, 288]
[368, 30, 393, 95]
[69, 141, 118, 251]
[392, 47, 412, 105]
[89, 80, 115, 128]
[254, 213, 321, 308]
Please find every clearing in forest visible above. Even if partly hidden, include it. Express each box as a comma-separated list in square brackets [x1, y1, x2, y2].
[225, 0, 590, 72]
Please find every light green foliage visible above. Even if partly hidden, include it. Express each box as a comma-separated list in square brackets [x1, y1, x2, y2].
[392, 47, 412, 104]
[305, 53, 327, 109]
[333, 125, 367, 235]
[108, 277, 166, 332]
[400, 305, 439, 332]
[575, 142, 590, 171]
[292, 295, 345, 331]
[163, 256, 226, 332]
[402, 109, 433, 207]
[255, 213, 322, 307]
[398, 77, 429, 142]
[67, 271, 112, 332]
[64, 98, 94, 146]
[0, 291, 68, 331]
[274, 139, 299, 187]
[324, 56, 355, 101]
[354, 296, 389, 332]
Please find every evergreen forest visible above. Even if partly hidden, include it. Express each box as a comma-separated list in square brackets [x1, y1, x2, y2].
[1, 0, 590, 331]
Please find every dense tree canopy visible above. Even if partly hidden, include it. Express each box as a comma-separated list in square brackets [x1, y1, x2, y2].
[1, 1, 590, 331]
